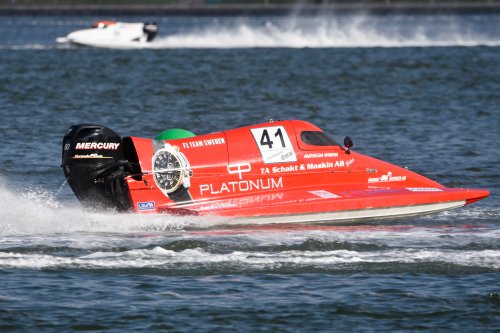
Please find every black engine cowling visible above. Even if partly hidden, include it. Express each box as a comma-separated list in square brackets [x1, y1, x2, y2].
[143, 22, 158, 42]
[62, 124, 134, 211]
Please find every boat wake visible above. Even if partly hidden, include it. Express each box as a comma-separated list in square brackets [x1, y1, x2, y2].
[150, 15, 500, 49]
[0, 179, 498, 273]
[0, 181, 218, 235]
[1, 245, 499, 271]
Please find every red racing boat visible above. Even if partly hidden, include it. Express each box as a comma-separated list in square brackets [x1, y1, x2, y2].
[61, 120, 489, 223]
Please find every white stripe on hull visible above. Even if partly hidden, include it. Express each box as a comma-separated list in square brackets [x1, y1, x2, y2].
[234, 200, 466, 225]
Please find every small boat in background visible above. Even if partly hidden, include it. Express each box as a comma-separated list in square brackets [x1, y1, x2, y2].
[56, 20, 158, 49]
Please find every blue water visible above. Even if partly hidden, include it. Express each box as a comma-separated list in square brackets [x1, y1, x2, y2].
[0, 14, 499, 331]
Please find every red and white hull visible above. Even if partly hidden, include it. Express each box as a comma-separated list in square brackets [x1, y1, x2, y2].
[61, 119, 489, 224]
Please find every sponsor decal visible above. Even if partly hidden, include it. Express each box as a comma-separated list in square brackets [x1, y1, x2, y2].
[201, 162, 283, 195]
[368, 172, 406, 183]
[72, 154, 113, 159]
[182, 137, 226, 149]
[309, 190, 341, 199]
[304, 152, 339, 159]
[406, 187, 443, 192]
[64, 143, 71, 151]
[75, 142, 120, 150]
[199, 177, 283, 196]
[307, 161, 333, 170]
[251, 126, 297, 164]
[261, 165, 298, 174]
[138, 201, 155, 211]
[227, 163, 251, 180]
[260, 158, 355, 174]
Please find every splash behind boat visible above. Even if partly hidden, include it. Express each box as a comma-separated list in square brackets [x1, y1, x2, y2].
[56, 21, 158, 49]
[61, 120, 489, 223]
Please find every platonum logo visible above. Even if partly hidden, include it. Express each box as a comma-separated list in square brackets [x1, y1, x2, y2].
[227, 163, 251, 180]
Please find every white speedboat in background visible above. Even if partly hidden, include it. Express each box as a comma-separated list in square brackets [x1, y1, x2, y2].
[56, 21, 158, 49]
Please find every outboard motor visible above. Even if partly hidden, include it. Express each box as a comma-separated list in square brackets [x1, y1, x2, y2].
[62, 124, 133, 211]
[143, 22, 158, 42]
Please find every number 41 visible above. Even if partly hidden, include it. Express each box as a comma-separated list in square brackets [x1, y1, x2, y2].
[260, 128, 286, 149]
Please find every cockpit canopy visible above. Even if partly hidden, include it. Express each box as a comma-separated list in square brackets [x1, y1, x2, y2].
[300, 131, 339, 146]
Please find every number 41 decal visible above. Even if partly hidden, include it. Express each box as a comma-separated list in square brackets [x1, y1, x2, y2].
[250, 126, 297, 164]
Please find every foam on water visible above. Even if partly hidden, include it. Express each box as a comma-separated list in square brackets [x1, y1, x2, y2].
[1, 246, 498, 270]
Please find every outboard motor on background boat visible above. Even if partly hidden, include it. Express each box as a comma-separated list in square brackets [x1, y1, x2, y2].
[62, 124, 132, 211]
[143, 22, 158, 42]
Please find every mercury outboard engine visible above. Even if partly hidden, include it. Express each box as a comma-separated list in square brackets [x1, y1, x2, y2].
[62, 124, 136, 211]
[143, 22, 158, 42]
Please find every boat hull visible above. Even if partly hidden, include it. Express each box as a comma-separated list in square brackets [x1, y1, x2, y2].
[56, 21, 157, 49]
[162, 186, 488, 223]
[235, 200, 466, 224]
